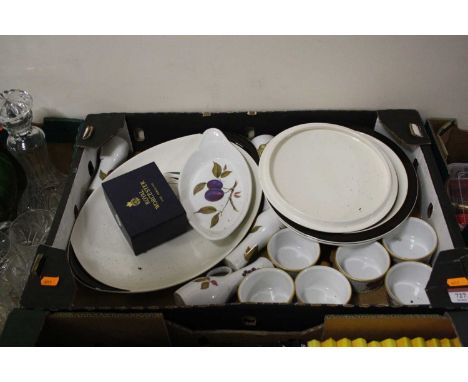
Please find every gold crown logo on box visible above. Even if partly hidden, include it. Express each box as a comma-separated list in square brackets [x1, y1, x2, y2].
[126, 197, 141, 207]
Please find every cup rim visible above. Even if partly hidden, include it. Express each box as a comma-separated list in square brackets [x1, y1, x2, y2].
[382, 217, 438, 262]
[237, 267, 295, 303]
[384, 261, 432, 305]
[294, 265, 352, 305]
[334, 242, 391, 283]
[266, 228, 320, 272]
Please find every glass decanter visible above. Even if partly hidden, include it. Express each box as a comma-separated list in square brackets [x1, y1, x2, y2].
[0, 89, 66, 213]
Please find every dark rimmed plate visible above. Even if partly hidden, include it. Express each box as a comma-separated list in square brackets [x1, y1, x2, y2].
[269, 131, 418, 244]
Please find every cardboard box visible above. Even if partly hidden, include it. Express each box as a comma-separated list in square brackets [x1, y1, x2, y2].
[1, 308, 466, 346]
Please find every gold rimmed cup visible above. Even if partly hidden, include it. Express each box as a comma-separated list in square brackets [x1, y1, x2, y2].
[382, 217, 438, 264]
[237, 268, 295, 303]
[267, 228, 320, 277]
[334, 242, 391, 293]
[295, 266, 352, 305]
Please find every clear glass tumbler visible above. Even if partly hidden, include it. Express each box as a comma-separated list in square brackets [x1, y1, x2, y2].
[4, 209, 53, 297]
[0, 231, 13, 331]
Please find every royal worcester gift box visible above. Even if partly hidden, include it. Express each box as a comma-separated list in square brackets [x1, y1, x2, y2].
[102, 162, 189, 255]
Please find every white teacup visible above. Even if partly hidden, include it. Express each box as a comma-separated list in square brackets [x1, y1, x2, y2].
[267, 228, 320, 276]
[237, 268, 294, 303]
[385, 261, 432, 305]
[295, 266, 352, 305]
[382, 217, 438, 263]
[335, 242, 390, 293]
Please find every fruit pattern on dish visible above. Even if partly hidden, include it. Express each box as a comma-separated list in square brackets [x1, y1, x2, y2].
[193, 161, 241, 228]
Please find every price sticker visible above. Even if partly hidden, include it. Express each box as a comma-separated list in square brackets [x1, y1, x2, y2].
[40, 276, 60, 287]
[447, 277, 468, 287]
[448, 287, 468, 303]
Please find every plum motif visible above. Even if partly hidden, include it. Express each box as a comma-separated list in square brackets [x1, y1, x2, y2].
[205, 189, 224, 202]
[207, 179, 223, 190]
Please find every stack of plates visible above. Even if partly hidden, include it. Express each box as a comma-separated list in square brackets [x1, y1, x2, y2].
[259, 123, 418, 246]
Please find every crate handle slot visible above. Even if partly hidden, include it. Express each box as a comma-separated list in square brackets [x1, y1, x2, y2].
[82, 125, 95, 140]
[241, 315, 257, 327]
[409, 123, 424, 138]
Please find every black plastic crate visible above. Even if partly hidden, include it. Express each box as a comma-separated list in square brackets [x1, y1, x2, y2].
[14, 109, 468, 335]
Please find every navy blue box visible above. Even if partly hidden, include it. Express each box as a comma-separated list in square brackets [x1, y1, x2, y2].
[102, 162, 189, 255]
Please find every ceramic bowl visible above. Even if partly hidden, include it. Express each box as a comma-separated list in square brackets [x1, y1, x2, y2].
[382, 217, 437, 263]
[385, 261, 432, 305]
[335, 242, 390, 293]
[295, 266, 352, 304]
[237, 268, 294, 303]
[178, 128, 252, 241]
[267, 228, 320, 276]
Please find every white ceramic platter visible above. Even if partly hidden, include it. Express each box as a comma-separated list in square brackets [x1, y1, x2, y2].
[259, 123, 396, 233]
[70, 134, 262, 292]
[179, 129, 252, 240]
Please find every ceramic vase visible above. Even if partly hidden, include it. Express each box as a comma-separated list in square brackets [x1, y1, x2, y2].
[174, 257, 273, 306]
[224, 208, 284, 270]
[88, 135, 130, 192]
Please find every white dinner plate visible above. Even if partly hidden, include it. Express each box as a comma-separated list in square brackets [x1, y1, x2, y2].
[179, 129, 252, 241]
[355, 133, 407, 231]
[259, 123, 396, 233]
[70, 134, 262, 292]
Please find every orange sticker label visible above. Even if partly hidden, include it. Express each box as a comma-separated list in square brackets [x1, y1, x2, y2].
[447, 277, 468, 287]
[40, 276, 60, 287]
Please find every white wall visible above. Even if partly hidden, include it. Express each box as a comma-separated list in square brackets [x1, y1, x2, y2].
[1, 36, 467, 127]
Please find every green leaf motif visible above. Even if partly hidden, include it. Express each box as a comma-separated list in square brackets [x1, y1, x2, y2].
[99, 170, 108, 180]
[195, 206, 217, 214]
[250, 225, 261, 233]
[193, 182, 206, 195]
[201, 281, 210, 290]
[210, 212, 220, 228]
[229, 198, 238, 212]
[220, 170, 232, 178]
[257, 143, 267, 157]
[212, 162, 222, 178]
